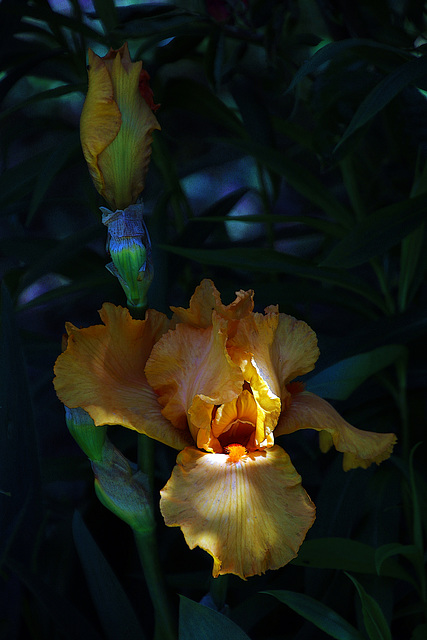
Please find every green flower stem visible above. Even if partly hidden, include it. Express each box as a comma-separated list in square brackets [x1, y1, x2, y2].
[134, 529, 177, 640]
[209, 574, 229, 611]
[128, 302, 148, 319]
[138, 433, 155, 492]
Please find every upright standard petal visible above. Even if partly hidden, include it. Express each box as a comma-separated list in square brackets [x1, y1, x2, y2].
[145, 312, 244, 447]
[171, 278, 254, 332]
[54, 304, 192, 450]
[160, 445, 316, 579]
[276, 390, 396, 470]
[229, 310, 314, 445]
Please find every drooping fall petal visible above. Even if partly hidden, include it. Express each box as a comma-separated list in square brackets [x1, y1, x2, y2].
[276, 390, 396, 470]
[53, 304, 192, 450]
[160, 445, 316, 579]
[145, 312, 244, 448]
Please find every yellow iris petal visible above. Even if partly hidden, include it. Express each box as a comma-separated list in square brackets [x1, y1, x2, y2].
[160, 445, 316, 579]
[145, 312, 244, 445]
[171, 278, 254, 332]
[53, 304, 192, 450]
[276, 391, 396, 470]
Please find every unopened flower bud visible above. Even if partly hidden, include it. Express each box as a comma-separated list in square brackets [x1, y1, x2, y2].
[92, 442, 155, 534]
[80, 43, 160, 210]
[65, 406, 107, 461]
[102, 204, 154, 311]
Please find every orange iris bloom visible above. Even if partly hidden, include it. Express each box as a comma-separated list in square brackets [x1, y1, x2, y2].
[54, 280, 396, 579]
[80, 43, 160, 210]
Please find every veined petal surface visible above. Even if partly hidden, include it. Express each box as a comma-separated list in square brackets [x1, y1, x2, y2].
[276, 391, 396, 470]
[160, 445, 315, 579]
[54, 304, 191, 450]
[145, 312, 244, 440]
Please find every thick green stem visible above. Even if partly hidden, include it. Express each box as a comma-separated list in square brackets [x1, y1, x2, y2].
[134, 529, 177, 640]
[209, 574, 229, 611]
[138, 433, 155, 493]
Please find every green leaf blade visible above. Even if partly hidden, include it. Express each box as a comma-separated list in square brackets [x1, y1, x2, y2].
[179, 595, 250, 640]
[264, 590, 365, 640]
[346, 574, 392, 640]
[72, 511, 146, 640]
[306, 345, 407, 400]
[321, 193, 427, 268]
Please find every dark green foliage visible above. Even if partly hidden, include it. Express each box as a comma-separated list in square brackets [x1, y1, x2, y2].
[1, 0, 426, 638]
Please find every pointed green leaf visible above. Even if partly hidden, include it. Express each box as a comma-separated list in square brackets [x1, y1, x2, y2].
[179, 595, 250, 640]
[0, 83, 85, 122]
[321, 192, 427, 268]
[159, 245, 388, 312]
[220, 139, 353, 226]
[335, 55, 427, 152]
[374, 543, 420, 577]
[72, 511, 146, 640]
[287, 39, 408, 93]
[398, 224, 425, 311]
[293, 538, 412, 584]
[306, 345, 407, 400]
[264, 590, 365, 640]
[179, 188, 248, 248]
[346, 573, 392, 640]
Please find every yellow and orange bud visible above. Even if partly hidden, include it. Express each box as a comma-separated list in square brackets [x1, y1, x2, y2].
[80, 43, 160, 210]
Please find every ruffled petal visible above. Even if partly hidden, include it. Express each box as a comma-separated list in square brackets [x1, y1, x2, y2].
[229, 312, 281, 445]
[160, 445, 316, 579]
[145, 312, 244, 444]
[276, 391, 397, 471]
[171, 279, 254, 331]
[272, 311, 319, 390]
[54, 304, 192, 450]
[80, 49, 121, 199]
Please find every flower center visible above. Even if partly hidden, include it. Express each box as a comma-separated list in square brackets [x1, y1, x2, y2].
[217, 419, 254, 450]
[224, 444, 247, 463]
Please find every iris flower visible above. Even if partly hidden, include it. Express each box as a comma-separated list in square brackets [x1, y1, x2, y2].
[54, 280, 396, 579]
[80, 43, 160, 210]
